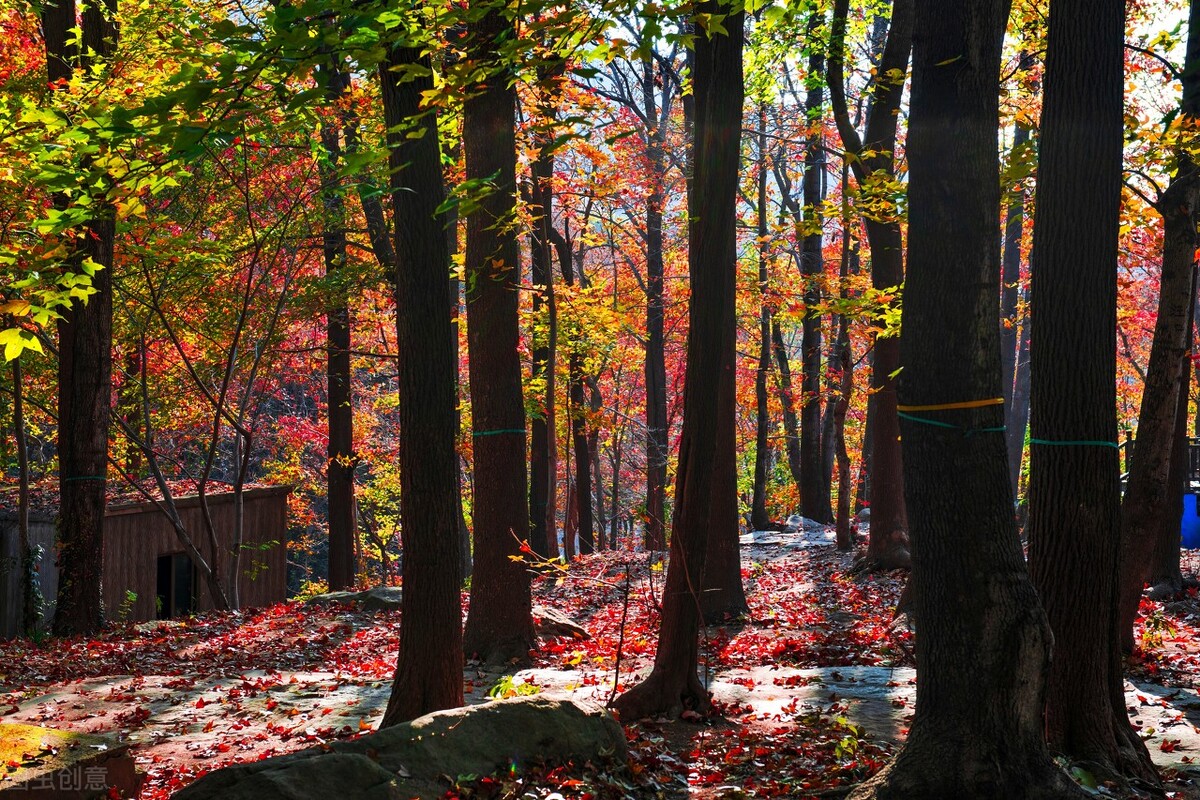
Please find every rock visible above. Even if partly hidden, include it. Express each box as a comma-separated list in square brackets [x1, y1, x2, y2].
[532, 605, 590, 641]
[0, 722, 141, 799]
[783, 514, 802, 533]
[856, 508, 870, 523]
[173, 697, 627, 800]
[305, 587, 403, 612]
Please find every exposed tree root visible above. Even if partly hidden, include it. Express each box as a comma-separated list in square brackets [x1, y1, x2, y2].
[611, 666, 710, 721]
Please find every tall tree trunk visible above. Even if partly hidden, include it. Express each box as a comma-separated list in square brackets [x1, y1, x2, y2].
[751, 104, 773, 532]
[850, 0, 1085, 794]
[378, 43, 464, 724]
[800, 20, 831, 524]
[643, 55, 669, 554]
[1119, 0, 1200, 650]
[319, 61, 357, 593]
[460, 2, 535, 664]
[827, 0, 911, 568]
[613, 2, 742, 720]
[48, 0, 116, 636]
[1027, 0, 1157, 782]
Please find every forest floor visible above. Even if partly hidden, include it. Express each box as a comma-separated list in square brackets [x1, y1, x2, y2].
[2, 531, 1200, 799]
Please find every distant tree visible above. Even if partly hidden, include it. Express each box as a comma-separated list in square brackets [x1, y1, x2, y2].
[378, 37, 465, 723]
[613, 0, 742, 719]
[1027, 0, 1157, 783]
[849, 0, 1087, 794]
[460, 0, 536, 664]
[826, 0, 912, 568]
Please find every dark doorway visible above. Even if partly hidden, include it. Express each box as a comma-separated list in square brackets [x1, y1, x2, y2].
[156, 553, 195, 619]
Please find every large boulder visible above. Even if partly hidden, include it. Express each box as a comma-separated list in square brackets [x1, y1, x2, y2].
[173, 697, 626, 800]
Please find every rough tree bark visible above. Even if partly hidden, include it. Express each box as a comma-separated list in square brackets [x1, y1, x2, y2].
[378, 42, 464, 724]
[849, 0, 1088, 795]
[47, 0, 116, 636]
[827, 0, 911, 568]
[612, 1, 742, 720]
[1118, 0, 1200, 651]
[460, 3, 536, 664]
[1027, 0, 1158, 784]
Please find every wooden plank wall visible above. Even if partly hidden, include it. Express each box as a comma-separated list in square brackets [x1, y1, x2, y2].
[102, 488, 289, 621]
[0, 513, 59, 638]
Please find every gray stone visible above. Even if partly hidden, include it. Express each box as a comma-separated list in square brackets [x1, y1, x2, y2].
[305, 587, 403, 612]
[173, 697, 626, 800]
[532, 604, 590, 641]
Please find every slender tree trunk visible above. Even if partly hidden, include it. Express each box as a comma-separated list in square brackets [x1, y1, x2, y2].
[834, 173, 855, 551]
[851, 1, 1085, 793]
[1119, 0, 1200, 650]
[378, 43, 464, 724]
[827, 0, 911, 567]
[460, 3, 535, 664]
[772, 321, 803, 490]
[319, 61, 358, 593]
[1027, 0, 1157, 782]
[751, 104, 773, 532]
[613, 1, 742, 721]
[800, 22, 831, 524]
[643, 55, 669, 553]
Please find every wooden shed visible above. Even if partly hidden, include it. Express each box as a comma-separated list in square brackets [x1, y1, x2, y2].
[0, 483, 290, 635]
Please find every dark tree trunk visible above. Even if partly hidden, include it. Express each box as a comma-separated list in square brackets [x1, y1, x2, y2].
[319, 61, 358, 593]
[800, 24, 831, 524]
[643, 55, 669, 553]
[834, 174, 856, 551]
[378, 44, 464, 724]
[569, 355, 594, 555]
[48, 0, 116, 636]
[850, 1, 1085, 795]
[460, 4, 535, 664]
[827, 0, 911, 568]
[751, 105, 772, 532]
[613, 2, 742, 720]
[700, 293, 748, 621]
[1119, 0, 1200, 650]
[1027, 0, 1157, 783]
